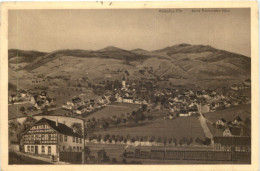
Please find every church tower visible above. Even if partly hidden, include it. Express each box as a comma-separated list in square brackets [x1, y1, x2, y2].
[122, 75, 126, 89]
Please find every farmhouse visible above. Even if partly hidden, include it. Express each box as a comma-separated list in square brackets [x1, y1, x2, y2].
[223, 127, 242, 137]
[75, 106, 87, 115]
[22, 118, 83, 158]
[215, 118, 227, 127]
[232, 116, 243, 125]
[122, 97, 134, 103]
[213, 136, 250, 152]
[179, 109, 189, 117]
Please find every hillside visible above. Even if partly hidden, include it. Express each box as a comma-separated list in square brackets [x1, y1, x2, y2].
[8, 44, 251, 89]
[8, 49, 47, 63]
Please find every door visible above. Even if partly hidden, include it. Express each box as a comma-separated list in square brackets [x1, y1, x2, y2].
[35, 146, 38, 154]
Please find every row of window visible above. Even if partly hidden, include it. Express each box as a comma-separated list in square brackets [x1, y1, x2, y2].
[27, 146, 52, 154]
[25, 134, 57, 141]
[59, 134, 82, 144]
[31, 125, 50, 130]
[62, 146, 82, 151]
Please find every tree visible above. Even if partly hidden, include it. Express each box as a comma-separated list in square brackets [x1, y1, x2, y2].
[20, 106, 25, 113]
[163, 137, 167, 145]
[97, 149, 110, 163]
[109, 97, 117, 103]
[168, 137, 172, 144]
[23, 117, 37, 129]
[187, 138, 193, 145]
[203, 138, 211, 145]
[72, 123, 83, 135]
[157, 137, 162, 143]
[41, 106, 49, 115]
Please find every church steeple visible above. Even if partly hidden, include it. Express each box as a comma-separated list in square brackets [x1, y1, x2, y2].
[122, 75, 126, 89]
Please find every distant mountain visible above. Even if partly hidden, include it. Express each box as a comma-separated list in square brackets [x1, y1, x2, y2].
[8, 44, 251, 87]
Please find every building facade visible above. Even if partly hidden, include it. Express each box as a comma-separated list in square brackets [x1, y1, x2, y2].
[22, 118, 84, 157]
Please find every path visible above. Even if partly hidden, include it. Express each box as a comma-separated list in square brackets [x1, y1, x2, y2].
[14, 151, 69, 164]
[106, 104, 133, 109]
[197, 104, 213, 140]
[8, 101, 31, 105]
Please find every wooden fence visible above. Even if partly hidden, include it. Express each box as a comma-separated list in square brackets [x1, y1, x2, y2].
[125, 149, 250, 163]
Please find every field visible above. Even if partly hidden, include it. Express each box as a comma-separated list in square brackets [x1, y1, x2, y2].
[87, 103, 141, 120]
[204, 104, 251, 123]
[93, 116, 205, 140]
[8, 103, 37, 119]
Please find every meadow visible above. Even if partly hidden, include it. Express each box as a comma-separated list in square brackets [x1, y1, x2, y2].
[204, 104, 251, 123]
[87, 102, 141, 120]
[93, 116, 205, 140]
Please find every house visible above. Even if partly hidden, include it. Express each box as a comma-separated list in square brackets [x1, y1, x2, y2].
[223, 127, 242, 137]
[215, 118, 227, 127]
[213, 136, 250, 152]
[232, 116, 243, 125]
[243, 79, 251, 86]
[75, 106, 87, 115]
[179, 109, 189, 117]
[22, 118, 84, 158]
[230, 85, 239, 91]
[188, 107, 198, 115]
[19, 89, 28, 98]
[72, 97, 83, 106]
[122, 97, 134, 103]
[39, 91, 47, 99]
[45, 98, 54, 106]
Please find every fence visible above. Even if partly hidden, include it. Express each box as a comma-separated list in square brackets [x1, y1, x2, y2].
[125, 150, 250, 163]
[59, 152, 82, 164]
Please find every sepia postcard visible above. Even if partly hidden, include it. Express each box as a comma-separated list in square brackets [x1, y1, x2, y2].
[0, 1, 259, 171]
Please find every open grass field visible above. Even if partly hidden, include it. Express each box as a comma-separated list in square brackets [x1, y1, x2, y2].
[8, 103, 37, 119]
[204, 104, 251, 123]
[93, 116, 205, 140]
[88, 103, 141, 120]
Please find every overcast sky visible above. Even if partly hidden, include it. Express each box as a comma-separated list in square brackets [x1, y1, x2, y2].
[9, 8, 250, 56]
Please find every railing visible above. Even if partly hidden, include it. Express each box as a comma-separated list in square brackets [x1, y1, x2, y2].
[124, 150, 250, 163]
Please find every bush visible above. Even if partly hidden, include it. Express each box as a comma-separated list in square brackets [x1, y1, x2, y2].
[123, 138, 127, 143]
[203, 138, 211, 145]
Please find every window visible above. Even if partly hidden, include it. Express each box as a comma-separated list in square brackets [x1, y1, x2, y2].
[80, 138, 82, 144]
[48, 146, 51, 155]
[63, 146, 65, 150]
[76, 137, 78, 143]
[28, 146, 30, 152]
[77, 147, 79, 151]
[73, 137, 75, 142]
[64, 135, 67, 142]
[42, 146, 45, 153]
[80, 147, 82, 150]
[31, 146, 34, 153]
[73, 147, 76, 150]
[60, 135, 63, 142]
[48, 134, 51, 140]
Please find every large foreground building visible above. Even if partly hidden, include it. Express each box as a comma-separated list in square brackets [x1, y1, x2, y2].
[21, 118, 84, 156]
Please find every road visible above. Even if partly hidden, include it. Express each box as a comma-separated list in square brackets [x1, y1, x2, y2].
[10, 151, 69, 164]
[197, 104, 213, 140]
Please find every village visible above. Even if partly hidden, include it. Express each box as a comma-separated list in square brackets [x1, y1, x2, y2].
[8, 75, 251, 164]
